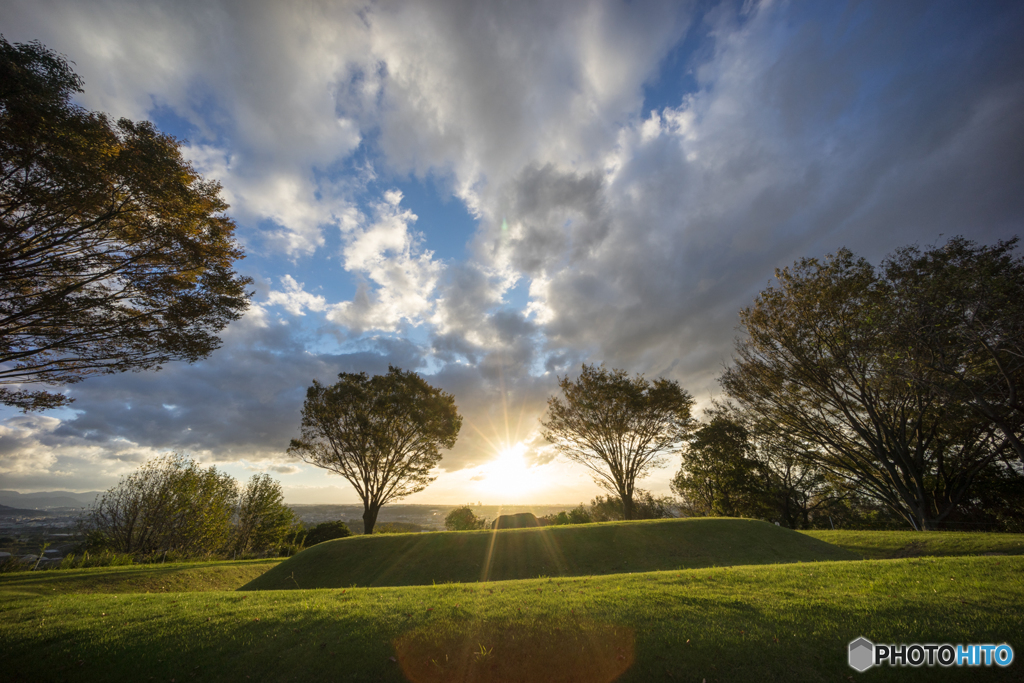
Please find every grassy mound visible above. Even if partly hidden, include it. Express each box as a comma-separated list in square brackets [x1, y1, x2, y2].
[802, 529, 1024, 559]
[2, 555, 1021, 682]
[0, 558, 281, 598]
[243, 517, 858, 590]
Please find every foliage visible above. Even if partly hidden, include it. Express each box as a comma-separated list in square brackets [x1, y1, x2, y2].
[85, 453, 237, 557]
[540, 505, 593, 525]
[671, 413, 772, 519]
[541, 364, 694, 520]
[445, 506, 486, 531]
[0, 38, 252, 411]
[566, 504, 593, 524]
[721, 244, 1011, 531]
[232, 475, 299, 556]
[300, 520, 352, 546]
[84, 454, 295, 559]
[587, 491, 676, 522]
[289, 366, 462, 534]
[883, 237, 1024, 461]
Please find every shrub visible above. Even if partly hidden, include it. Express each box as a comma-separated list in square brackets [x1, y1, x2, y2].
[445, 506, 486, 531]
[233, 474, 298, 555]
[302, 521, 352, 546]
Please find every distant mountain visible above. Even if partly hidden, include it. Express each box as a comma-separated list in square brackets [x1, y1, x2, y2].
[0, 490, 101, 509]
[0, 504, 55, 516]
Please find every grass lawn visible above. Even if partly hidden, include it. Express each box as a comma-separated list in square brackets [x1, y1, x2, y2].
[801, 529, 1024, 560]
[0, 558, 281, 598]
[245, 518, 858, 590]
[1, 555, 1021, 682]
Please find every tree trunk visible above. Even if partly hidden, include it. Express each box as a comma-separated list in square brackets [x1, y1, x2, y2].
[621, 492, 635, 520]
[362, 504, 380, 534]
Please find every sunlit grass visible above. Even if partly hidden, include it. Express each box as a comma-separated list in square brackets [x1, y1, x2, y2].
[1, 555, 1021, 682]
[801, 529, 1024, 560]
[0, 558, 280, 598]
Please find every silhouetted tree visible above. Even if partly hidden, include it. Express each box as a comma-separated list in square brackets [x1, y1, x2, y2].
[541, 364, 694, 520]
[445, 506, 486, 531]
[289, 366, 461, 534]
[883, 237, 1024, 461]
[671, 413, 772, 518]
[722, 247, 1009, 530]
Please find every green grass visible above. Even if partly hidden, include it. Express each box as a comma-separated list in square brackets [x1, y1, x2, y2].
[1, 555, 1021, 682]
[244, 518, 859, 590]
[802, 530, 1024, 560]
[0, 558, 281, 598]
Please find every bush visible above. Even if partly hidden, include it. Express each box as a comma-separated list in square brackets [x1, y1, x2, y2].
[588, 491, 677, 522]
[302, 521, 352, 546]
[543, 505, 594, 525]
[445, 506, 486, 531]
[83, 454, 296, 560]
[85, 453, 237, 558]
[233, 474, 298, 555]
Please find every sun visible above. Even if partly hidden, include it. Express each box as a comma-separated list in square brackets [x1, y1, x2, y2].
[473, 442, 537, 500]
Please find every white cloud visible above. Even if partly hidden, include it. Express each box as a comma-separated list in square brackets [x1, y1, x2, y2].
[326, 191, 444, 333]
[267, 275, 327, 317]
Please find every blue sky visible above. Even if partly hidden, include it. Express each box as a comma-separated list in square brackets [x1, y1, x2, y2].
[2, 0, 1023, 505]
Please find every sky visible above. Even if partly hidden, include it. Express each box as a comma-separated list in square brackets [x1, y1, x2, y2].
[2, 0, 1023, 505]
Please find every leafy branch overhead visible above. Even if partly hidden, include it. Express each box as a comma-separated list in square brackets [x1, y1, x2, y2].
[0, 37, 252, 410]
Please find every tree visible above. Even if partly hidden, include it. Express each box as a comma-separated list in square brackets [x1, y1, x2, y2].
[86, 453, 238, 557]
[671, 413, 772, 519]
[445, 506, 485, 531]
[0, 38, 251, 411]
[883, 237, 1024, 460]
[232, 474, 298, 556]
[721, 248, 1008, 530]
[288, 366, 462, 534]
[541, 364, 694, 520]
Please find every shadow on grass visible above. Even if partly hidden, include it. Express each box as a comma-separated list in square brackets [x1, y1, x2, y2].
[394, 619, 633, 683]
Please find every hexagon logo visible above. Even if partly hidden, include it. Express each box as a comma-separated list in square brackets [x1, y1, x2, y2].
[848, 637, 874, 672]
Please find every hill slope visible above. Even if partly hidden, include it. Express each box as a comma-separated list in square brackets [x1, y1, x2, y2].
[802, 529, 1024, 559]
[243, 517, 859, 590]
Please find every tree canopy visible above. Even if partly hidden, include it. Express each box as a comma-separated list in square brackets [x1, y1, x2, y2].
[444, 506, 486, 531]
[0, 38, 251, 410]
[288, 366, 462, 534]
[86, 453, 238, 557]
[671, 412, 771, 519]
[882, 237, 1024, 461]
[541, 363, 694, 520]
[721, 244, 1015, 530]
